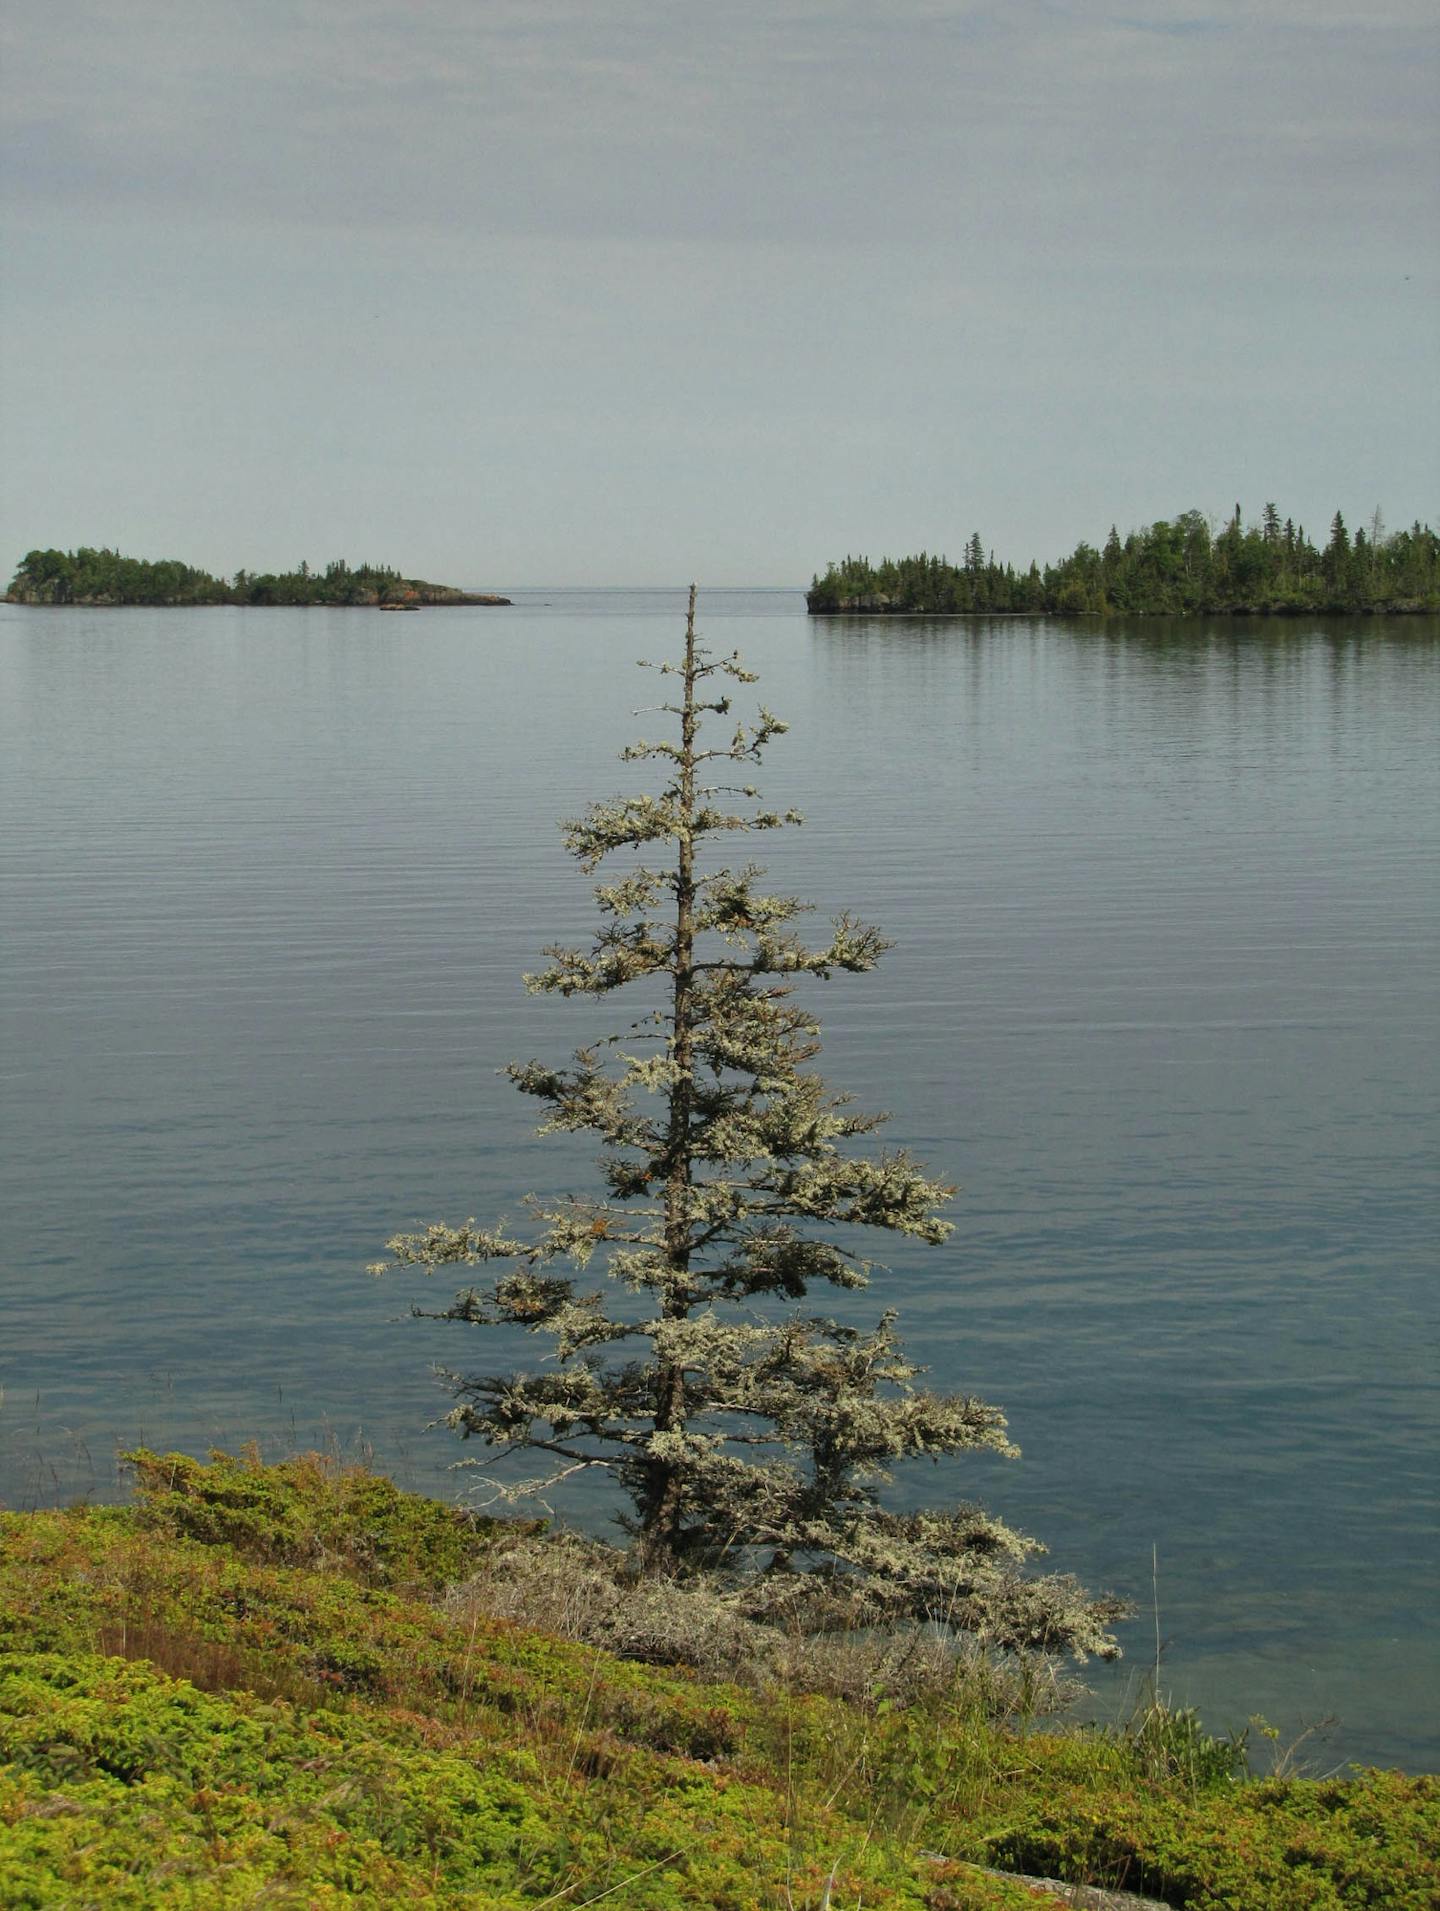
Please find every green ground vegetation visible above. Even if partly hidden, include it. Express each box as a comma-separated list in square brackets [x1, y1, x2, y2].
[5, 548, 503, 607]
[808, 507, 1440, 615]
[1, 1448, 1433, 1909]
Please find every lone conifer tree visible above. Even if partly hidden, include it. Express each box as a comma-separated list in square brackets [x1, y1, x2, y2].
[375, 592, 1120, 1657]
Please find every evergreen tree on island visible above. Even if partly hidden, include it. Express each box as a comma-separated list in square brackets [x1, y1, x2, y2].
[374, 590, 1121, 1656]
[807, 504, 1440, 615]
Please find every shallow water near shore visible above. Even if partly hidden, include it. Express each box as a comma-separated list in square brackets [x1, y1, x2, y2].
[2, 592, 1436, 1769]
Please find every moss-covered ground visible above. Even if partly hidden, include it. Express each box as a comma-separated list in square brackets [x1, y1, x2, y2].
[0, 1450, 1433, 1908]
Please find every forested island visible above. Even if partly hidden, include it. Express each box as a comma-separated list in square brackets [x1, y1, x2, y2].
[5, 547, 510, 608]
[808, 506, 1440, 616]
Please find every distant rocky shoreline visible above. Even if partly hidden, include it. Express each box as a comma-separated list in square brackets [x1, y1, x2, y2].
[3, 591, 512, 608]
[807, 596, 1437, 616]
[4, 594, 512, 608]
[4, 581, 512, 609]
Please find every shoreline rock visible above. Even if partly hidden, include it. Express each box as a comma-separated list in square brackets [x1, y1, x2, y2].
[4, 588, 513, 608]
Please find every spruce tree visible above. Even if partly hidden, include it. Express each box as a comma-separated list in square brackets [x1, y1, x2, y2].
[375, 591, 1121, 1658]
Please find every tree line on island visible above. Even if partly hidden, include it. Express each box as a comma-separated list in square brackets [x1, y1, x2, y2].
[808, 505, 1440, 616]
[6, 547, 509, 607]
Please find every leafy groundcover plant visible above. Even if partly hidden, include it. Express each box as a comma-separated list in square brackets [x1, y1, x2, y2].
[1, 1448, 1435, 1908]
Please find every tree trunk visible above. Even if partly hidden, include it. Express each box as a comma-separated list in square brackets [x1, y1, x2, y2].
[641, 583, 700, 1571]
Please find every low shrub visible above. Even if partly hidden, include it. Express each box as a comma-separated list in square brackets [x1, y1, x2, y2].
[122, 1445, 518, 1591]
[1, 1451, 1433, 1910]
[963, 1739, 1439, 1909]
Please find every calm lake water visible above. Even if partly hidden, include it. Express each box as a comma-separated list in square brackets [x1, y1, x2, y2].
[2, 593, 1437, 1769]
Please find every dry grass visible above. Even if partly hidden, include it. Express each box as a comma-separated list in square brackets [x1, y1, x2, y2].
[444, 1527, 1082, 1718]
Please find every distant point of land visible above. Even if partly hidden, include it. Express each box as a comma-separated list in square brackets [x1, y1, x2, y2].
[808, 506, 1440, 616]
[5, 548, 510, 608]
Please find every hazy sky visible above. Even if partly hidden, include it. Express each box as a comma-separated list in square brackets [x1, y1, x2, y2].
[3, 0, 1436, 584]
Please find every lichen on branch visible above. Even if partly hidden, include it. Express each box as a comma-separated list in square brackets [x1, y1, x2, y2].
[375, 586, 1122, 1658]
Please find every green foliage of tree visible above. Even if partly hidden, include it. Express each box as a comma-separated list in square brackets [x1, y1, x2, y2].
[236, 557, 406, 606]
[6, 546, 233, 606]
[807, 506, 1440, 616]
[375, 592, 1120, 1658]
[6, 549, 427, 608]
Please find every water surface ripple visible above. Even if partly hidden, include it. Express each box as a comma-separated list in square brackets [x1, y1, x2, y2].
[2, 594, 1436, 1767]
